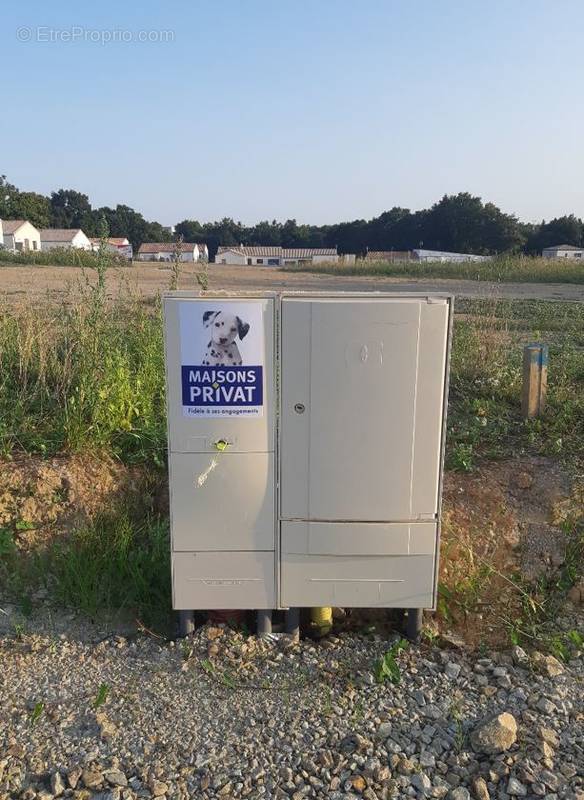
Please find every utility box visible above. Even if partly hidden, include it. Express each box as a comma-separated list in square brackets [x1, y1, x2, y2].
[164, 292, 451, 620]
[278, 294, 451, 610]
[163, 294, 276, 610]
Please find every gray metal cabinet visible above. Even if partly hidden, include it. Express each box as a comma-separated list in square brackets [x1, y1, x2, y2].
[164, 294, 276, 610]
[279, 294, 451, 609]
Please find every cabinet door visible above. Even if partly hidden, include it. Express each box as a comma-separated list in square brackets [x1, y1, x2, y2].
[169, 452, 275, 552]
[280, 296, 449, 521]
[173, 551, 275, 609]
[164, 297, 275, 454]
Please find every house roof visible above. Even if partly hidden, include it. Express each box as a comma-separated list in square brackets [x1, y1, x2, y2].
[39, 228, 85, 242]
[89, 237, 130, 246]
[282, 248, 337, 258]
[2, 219, 30, 234]
[137, 242, 197, 253]
[216, 245, 337, 258]
[365, 250, 411, 259]
[542, 244, 583, 251]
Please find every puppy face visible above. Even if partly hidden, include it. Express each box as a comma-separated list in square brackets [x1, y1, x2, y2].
[203, 311, 249, 346]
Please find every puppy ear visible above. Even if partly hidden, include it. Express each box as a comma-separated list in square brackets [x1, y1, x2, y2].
[203, 311, 218, 326]
[237, 317, 250, 339]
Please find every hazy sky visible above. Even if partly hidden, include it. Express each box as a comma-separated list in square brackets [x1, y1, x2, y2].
[2, 0, 583, 226]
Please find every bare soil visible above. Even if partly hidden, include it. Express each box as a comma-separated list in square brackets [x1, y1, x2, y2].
[439, 458, 583, 647]
[1, 452, 581, 648]
[1, 262, 584, 305]
[0, 453, 154, 551]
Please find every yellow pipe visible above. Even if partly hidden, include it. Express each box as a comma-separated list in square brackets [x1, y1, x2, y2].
[310, 606, 333, 637]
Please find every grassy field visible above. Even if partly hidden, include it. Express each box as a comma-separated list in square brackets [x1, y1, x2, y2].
[0, 287, 582, 636]
[285, 254, 584, 284]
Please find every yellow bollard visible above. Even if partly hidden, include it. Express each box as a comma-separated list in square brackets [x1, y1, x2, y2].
[311, 606, 333, 637]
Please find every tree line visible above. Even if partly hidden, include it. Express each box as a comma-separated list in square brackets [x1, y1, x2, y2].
[2, 175, 583, 258]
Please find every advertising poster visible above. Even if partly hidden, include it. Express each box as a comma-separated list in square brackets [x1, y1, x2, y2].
[179, 301, 264, 418]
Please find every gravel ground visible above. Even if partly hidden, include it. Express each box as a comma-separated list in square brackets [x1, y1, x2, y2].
[0, 615, 582, 800]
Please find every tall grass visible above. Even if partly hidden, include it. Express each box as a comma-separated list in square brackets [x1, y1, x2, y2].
[0, 247, 128, 268]
[0, 293, 582, 472]
[0, 294, 166, 464]
[2, 512, 172, 629]
[447, 298, 584, 470]
[284, 255, 584, 284]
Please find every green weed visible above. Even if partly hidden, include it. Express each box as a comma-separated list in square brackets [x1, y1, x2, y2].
[93, 683, 110, 709]
[38, 512, 171, 629]
[30, 701, 44, 726]
[374, 638, 408, 684]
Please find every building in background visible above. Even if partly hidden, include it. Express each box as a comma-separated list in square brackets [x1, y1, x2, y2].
[364, 250, 411, 262]
[215, 246, 339, 266]
[2, 219, 42, 252]
[89, 237, 133, 259]
[136, 242, 206, 262]
[542, 244, 584, 260]
[412, 249, 491, 263]
[39, 228, 92, 251]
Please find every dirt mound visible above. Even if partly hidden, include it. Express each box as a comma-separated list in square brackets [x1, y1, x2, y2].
[439, 457, 583, 647]
[0, 453, 155, 551]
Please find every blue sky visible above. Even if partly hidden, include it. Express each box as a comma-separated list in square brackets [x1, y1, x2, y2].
[1, 0, 583, 226]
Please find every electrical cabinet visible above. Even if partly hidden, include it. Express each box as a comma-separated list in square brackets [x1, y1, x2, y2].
[164, 294, 276, 610]
[279, 294, 451, 609]
[164, 292, 451, 616]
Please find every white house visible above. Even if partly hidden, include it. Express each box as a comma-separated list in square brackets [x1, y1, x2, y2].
[89, 237, 133, 259]
[412, 249, 491, 263]
[542, 244, 584, 260]
[39, 228, 92, 251]
[214, 245, 339, 266]
[2, 219, 42, 252]
[136, 242, 206, 262]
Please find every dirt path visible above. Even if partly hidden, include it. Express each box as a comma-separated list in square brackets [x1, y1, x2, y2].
[1, 263, 584, 304]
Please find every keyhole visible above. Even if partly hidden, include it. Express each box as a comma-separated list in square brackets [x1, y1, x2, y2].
[294, 403, 305, 414]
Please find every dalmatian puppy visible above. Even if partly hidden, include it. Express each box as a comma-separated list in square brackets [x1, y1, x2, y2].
[202, 310, 250, 365]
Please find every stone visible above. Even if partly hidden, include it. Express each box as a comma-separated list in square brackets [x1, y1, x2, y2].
[411, 773, 432, 795]
[82, 769, 104, 790]
[470, 712, 518, 754]
[445, 663, 462, 680]
[472, 777, 490, 800]
[67, 768, 83, 790]
[348, 775, 367, 793]
[377, 722, 393, 739]
[507, 777, 527, 796]
[511, 646, 529, 666]
[532, 653, 564, 677]
[340, 734, 370, 754]
[537, 698, 556, 715]
[448, 789, 471, 800]
[104, 771, 128, 788]
[539, 727, 559, 747]
[568, 579, 584, 604]
[539, 771, 559, 791]
[397, 758, 415, 775]
[149, 779, 168, 796]
[95, 711, 117, 741]
[51, 772, 66, 797]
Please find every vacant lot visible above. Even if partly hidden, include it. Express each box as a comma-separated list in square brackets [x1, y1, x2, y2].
[1, 262, 584, 303]
[286, 255, 584, 285]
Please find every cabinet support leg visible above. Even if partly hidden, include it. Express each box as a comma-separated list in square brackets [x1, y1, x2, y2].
[256, 609, 272, 636]
[406, 608, 423, 642]
[178, 610, 195, 638]
[285, 608, 300, 641]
